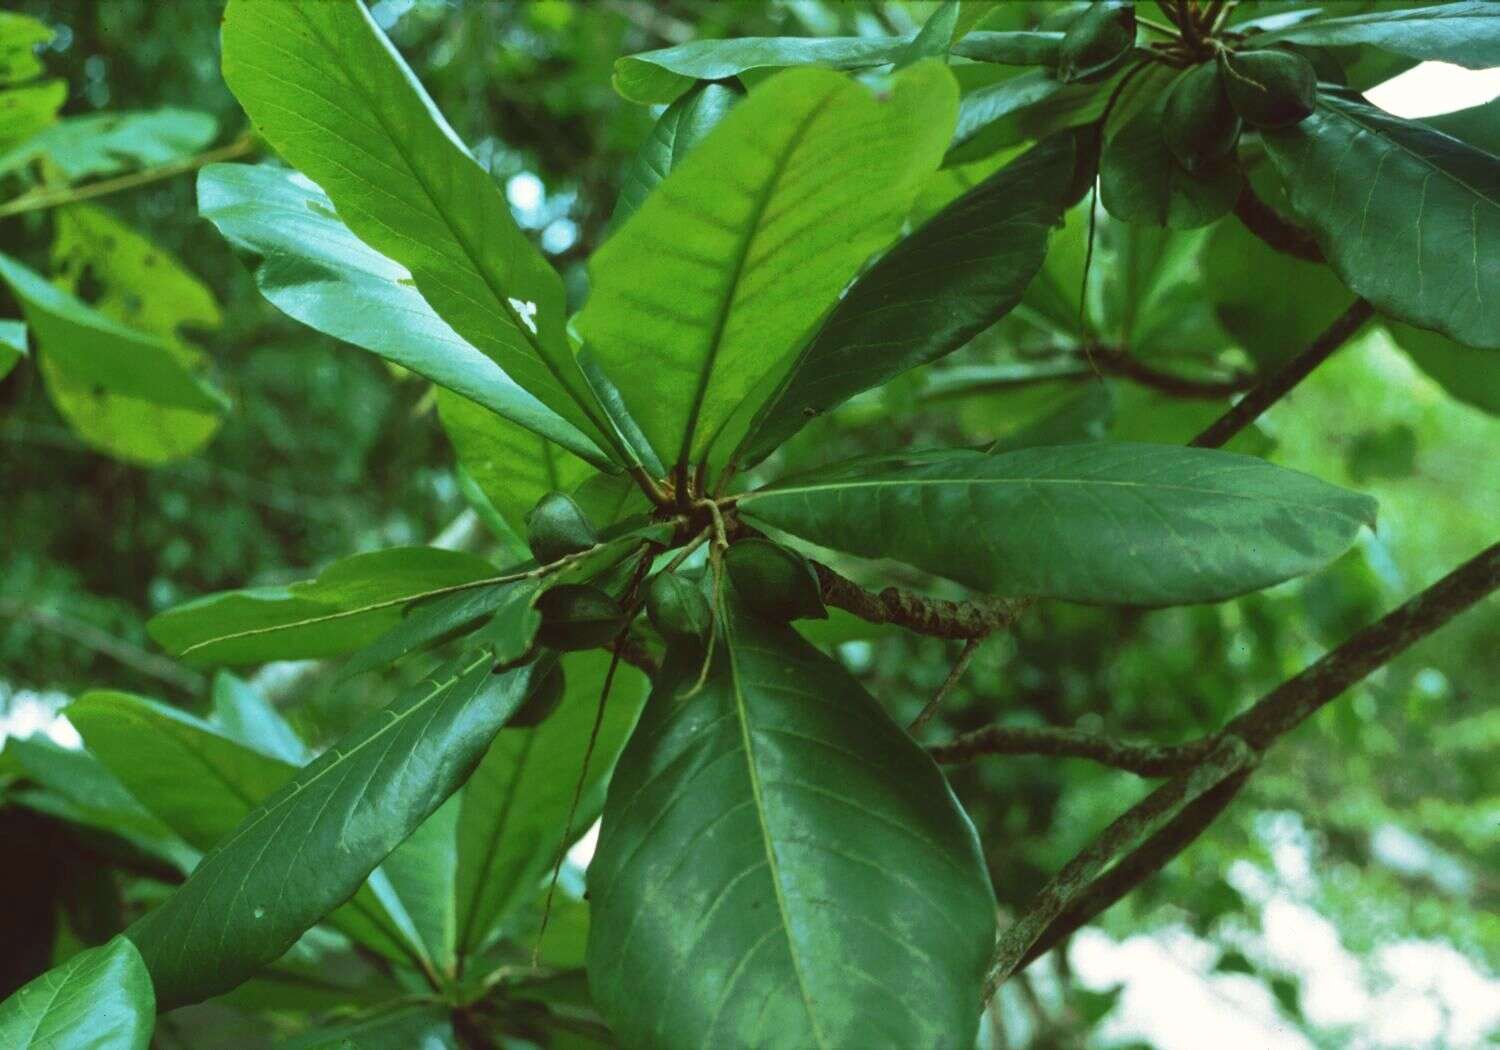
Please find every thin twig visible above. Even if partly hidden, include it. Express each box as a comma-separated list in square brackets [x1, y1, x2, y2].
[533, 547, 655, 966]
[931, 725, 1216, 777]
[0, 135, 256, 218]
[909, 638, 982, 734]
[1233, 184, 1324, 263]
[999, 541, 1500, 981]
[1189, 298, 1374, 448]
[1087, 346, 1254, 400]
[983, 736, 1257, 997]
[813, 562, 1029, 640]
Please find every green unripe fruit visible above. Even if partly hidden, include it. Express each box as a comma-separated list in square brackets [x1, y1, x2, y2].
[724, 539, 827, 623]
[1219, 48, 1317, 129]
[508, 659, 565, 728]
[1058, 1, 1135, 84]
[535, 584, 624, 651]
[1163, 63, 1241, 173]
[645, 571, 711, 643]
[525, 491, 596, 565]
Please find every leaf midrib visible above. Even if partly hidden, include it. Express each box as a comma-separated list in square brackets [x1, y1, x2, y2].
[177, 574, 517, 657]
[746, 473, 1371, 519]
[675, 87, 842, 473]
[721, 605, 830, 1050]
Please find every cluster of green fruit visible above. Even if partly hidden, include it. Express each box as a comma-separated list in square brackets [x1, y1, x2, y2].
[1165, 46, 1317, 172]
[515, 492, 827, 717]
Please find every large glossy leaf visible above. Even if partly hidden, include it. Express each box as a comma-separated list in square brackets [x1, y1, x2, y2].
[220, 0, 617, 461]
[609, 81, 741, 233]
[66, 690, 436, 971]
[613, 34, 918, 105]
[197, 164, 609, 467]
[147, 546, 502, 665]
[738, 129, 1092, 464]
[0, 251, 225, 414]
[126, 650, 541, 1009]
[0, 108, 217, 180]
[579, 64, 957, 476]
[455, 650, 648, 955]
[1254, 2, 1500, 70]
[587, 589, 996, 1048]
[740, 444, 1377, 605]
[0, 937, 154, 1050]
[1262, 91, 1500, 350]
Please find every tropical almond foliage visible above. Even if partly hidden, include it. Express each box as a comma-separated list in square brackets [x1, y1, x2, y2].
[1, 2, 1497, 1048]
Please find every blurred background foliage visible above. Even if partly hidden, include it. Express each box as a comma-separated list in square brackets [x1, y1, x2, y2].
[0, 2, 1495, 1047]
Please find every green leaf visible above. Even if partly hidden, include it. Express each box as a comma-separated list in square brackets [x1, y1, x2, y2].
[609, 81, 741, 233]
[0, 317, 24, 380]
[0, 10, 52, 86]
[284, 1005, 456, 1050]
[212, 671, 309, 764]
[220, 0, 618, 462]
[436, 387, 595, 539]
[0, 109, 217, 181]
[953, 30, 1065, 66]
[1424, 95, 1500, 156]
[579, 64, 958, 476]
[1254, 2, 1500, 70]
[0, 936, 154, 1050]
[339, 579, 533, 681]
[68, 691, 298, 853]
[739, 444, 1377, 605]
[739, 129, 1093, 464]
[1261, 90, 1500, 349]
[0, 250, 226, 411]
[147, 546, 502, 665]
[125, 650, 541, 1009]
[587, 591, 996, 1049]
[1101, 106, 1241, 229]
[893, 1, 960, 69]
[197, 164, 610, 468]
[612, 34, 918, 105]
[4, 734, 196, 870]
[455, 649, 648, 954]
[944, 61, 1159, 167]
[34, 204, 225, 463]
[0, 80, 66, 152]
[65, 690, 433, 972]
